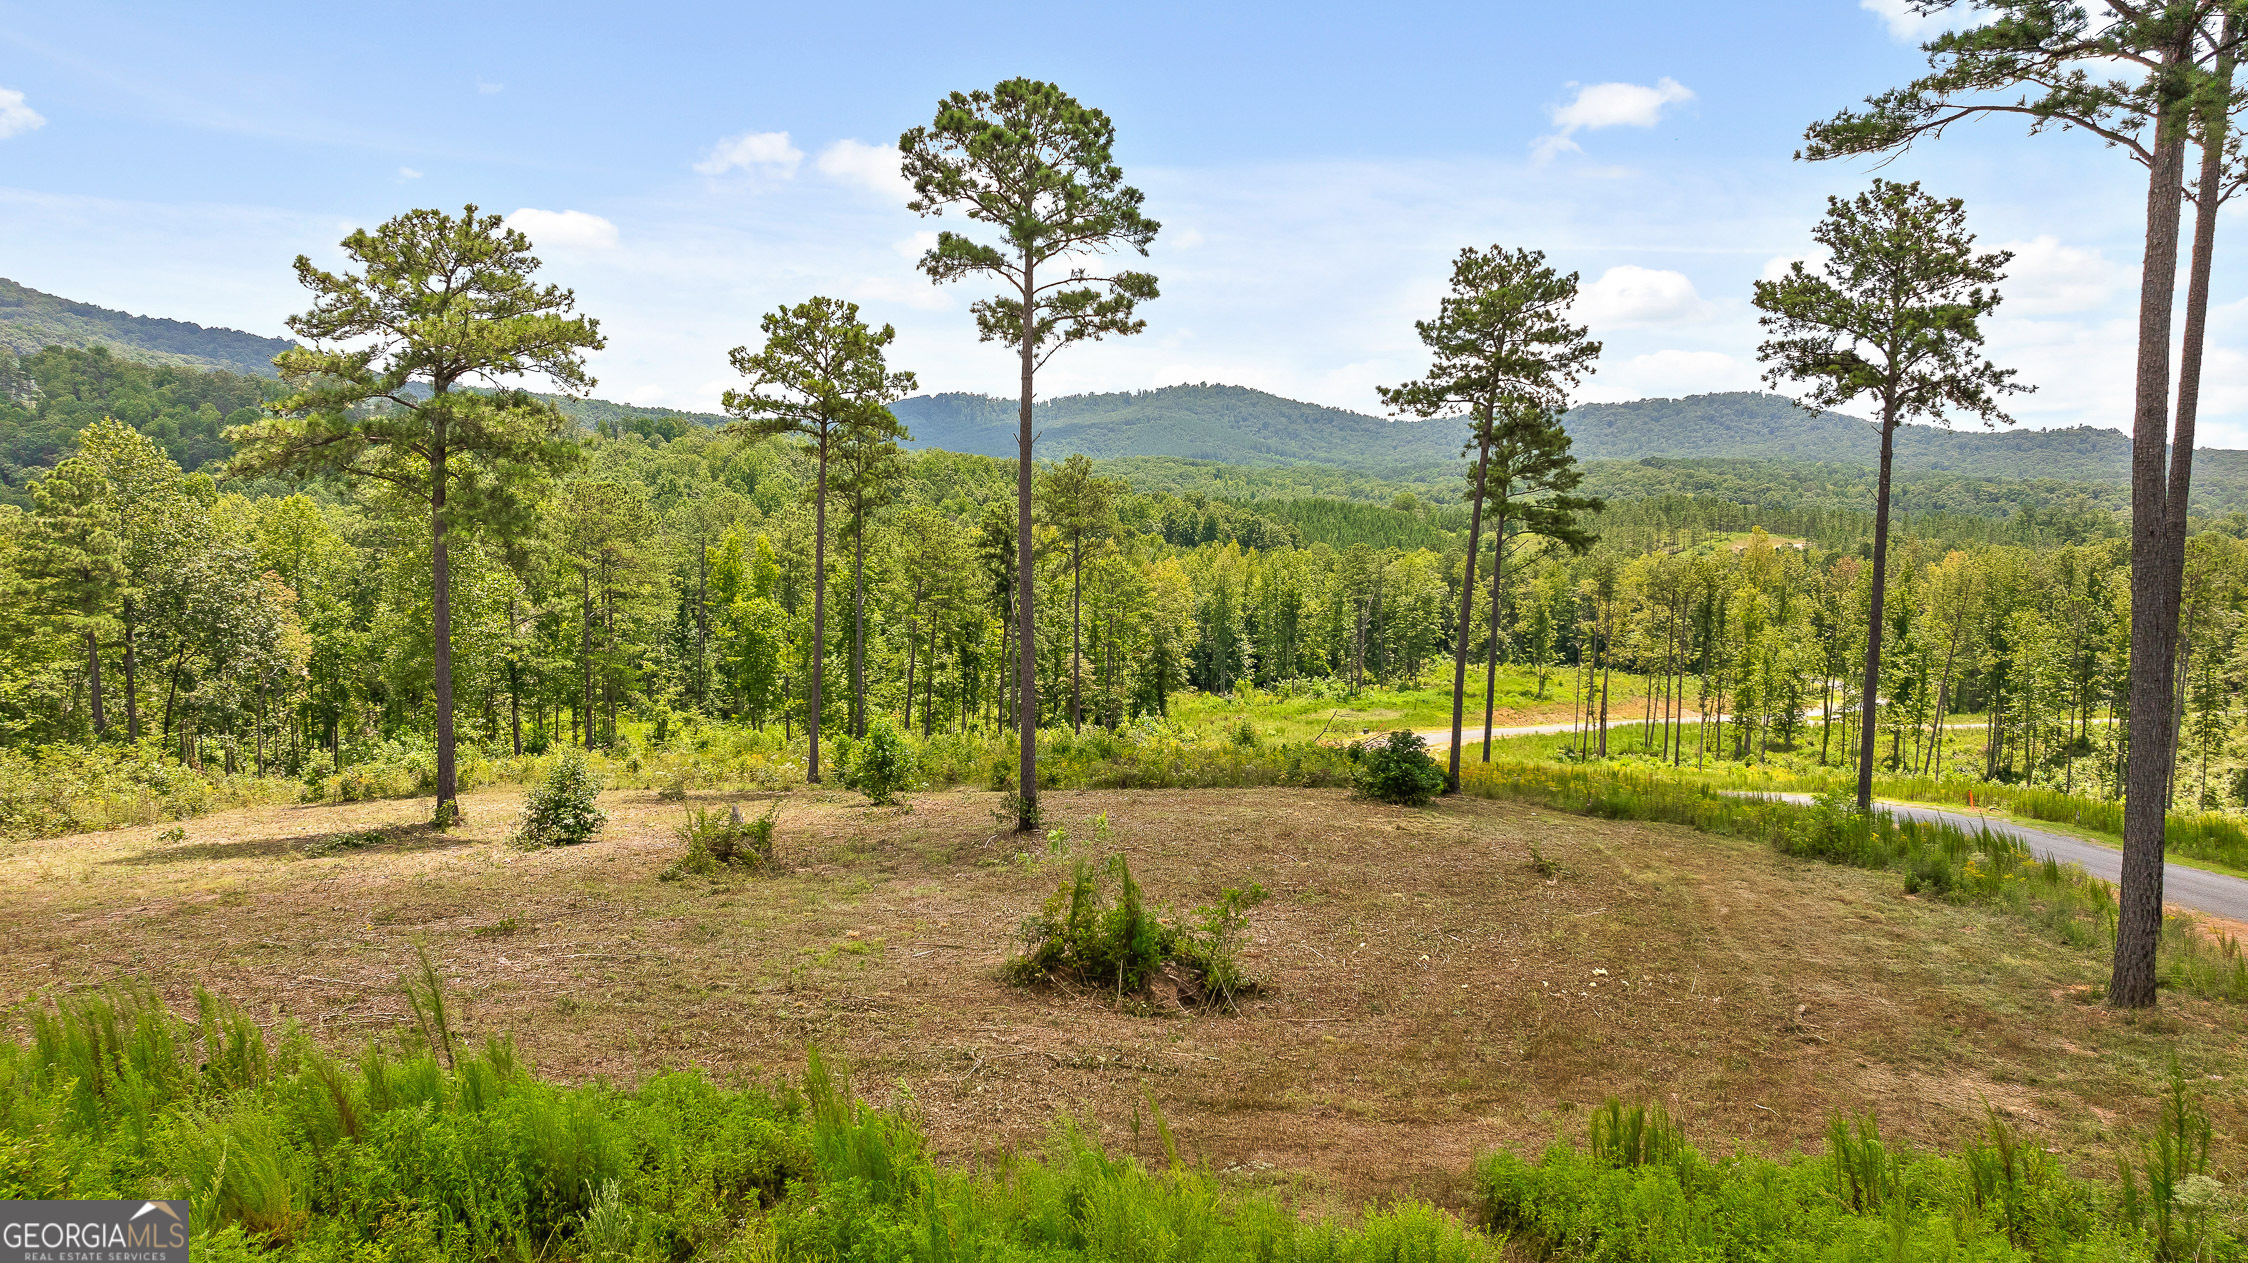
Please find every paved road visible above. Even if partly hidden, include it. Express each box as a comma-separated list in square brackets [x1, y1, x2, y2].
[1747, 792, 2248, 924]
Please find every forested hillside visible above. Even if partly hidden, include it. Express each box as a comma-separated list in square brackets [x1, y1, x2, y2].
[893, 383, 1467, 470]
[894, 382, 2248, 511]
[0, 278, 295, 376]
[0, 345, 281, 494]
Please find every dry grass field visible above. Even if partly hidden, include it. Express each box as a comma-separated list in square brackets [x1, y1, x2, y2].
[4, 781, 2243, 1210]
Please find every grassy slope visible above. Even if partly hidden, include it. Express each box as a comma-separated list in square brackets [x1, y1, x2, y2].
[6, 780, 2243, 1208]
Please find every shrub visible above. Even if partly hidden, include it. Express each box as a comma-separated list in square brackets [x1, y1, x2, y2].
[517, 751, 606, 847]
[1352, 730, 1447, 806]
[661, 803, 778, 881]
[1004, 854, 1266, 1011]
[845, 720, 917, 805]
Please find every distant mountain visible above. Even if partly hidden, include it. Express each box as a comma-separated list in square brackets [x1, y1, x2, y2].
[0, 278, 295, 377]
[890, 383, 2248, 512]
[890, 384, 1463, 472]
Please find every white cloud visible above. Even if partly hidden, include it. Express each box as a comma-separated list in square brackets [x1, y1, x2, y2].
[1577, 265, 1709, 327]
[892, 229, 939, 261]
[1997, 235, 2122, 316]
[694, 130, 803, 177]
[1588, 349, 1763, 400]
[505, 208, 619, 250]
[1171, 228, 1206, 250]
[1758, 249, 1826, 284]
[1861, 1, 1989, 43]
[815, 139, 910, 199]
[1535, 78, 1693, 158]
[0, 88, 46, 140]
[398, 166, 423, 180]
[476, 79, 503, 95]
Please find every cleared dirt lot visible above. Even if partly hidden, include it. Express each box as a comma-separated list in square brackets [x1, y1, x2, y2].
[4, 783, 2243, 1207]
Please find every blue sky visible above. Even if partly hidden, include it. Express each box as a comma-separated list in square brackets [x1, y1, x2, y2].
[5, 0, 2244, 446]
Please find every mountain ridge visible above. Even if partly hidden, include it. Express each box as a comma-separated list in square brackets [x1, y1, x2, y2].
[0, 278, 296, 377]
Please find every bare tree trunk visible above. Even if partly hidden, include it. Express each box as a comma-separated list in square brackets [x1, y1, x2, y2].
[1015, 262, 1038, 829]
[809, 434, 830, 782]
[1482, 504, 1509, 763]
[1447, 419, 1493, 792]
[122, 601, 138, 742]
[2114, 75, 2196, 1010]
[85, 628, 106, 738]
[1857, 406, 1899, 811]
[429, 439, 459, 821]
[581, 566, 595, 751]
[852, 492, 868, 739]
[1071, 544, 1084, 734]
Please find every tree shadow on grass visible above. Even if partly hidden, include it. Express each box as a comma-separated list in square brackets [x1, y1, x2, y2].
[104, 822, 480, 867]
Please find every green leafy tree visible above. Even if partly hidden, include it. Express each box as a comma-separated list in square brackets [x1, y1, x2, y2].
[1754, 179, 2022, 811]
[24, 456, 124, 737]
[76, 417, 191, 742]
[1379, 245, 1599, 791]
[1036, 452, 1120, 732]
[901, 77, 1160, 830]
[721, 297, 915, 782]
[228, 205, 600, 823]
[1800, 0, 2247, 1009]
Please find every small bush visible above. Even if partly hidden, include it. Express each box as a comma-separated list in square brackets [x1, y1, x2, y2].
[303, 828, 385, 859]
[844, 720, 917, 805]
[1004, 853, 1266, 1011]
[1352, 730, 1447, 806]
[661, 804, 777, 881]
[517, 751, 606, 848]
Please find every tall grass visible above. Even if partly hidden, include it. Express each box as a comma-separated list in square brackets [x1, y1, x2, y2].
[0, 984, 1501, 1262]
[1477, 1095, 2206, 1262]
[1458, 760, 2248, 1002]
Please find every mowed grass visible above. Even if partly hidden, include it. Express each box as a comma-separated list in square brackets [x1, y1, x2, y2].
[2, 782, 2243, 1208]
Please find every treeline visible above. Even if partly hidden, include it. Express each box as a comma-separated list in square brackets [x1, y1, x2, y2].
[5, 409, 2243, 812]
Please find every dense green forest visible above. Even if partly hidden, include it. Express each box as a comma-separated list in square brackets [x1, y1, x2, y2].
[4, 395, 2244, 812]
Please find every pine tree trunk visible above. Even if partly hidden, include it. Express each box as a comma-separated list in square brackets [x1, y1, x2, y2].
[1015, 261, 1038, 829]
[581, 566, 595, 751]
[852, 493, 867, 739]
[1482, 501, 1509, 763]
[122, 600, 138, 742]
[429, 438, 459, 821]
[1447, 421, 1493, 792]
[1071, 544, 1083, 734]
[809, 433, 829, 783]
[85, 628, 105, 738]
[2114, 78, 2195, 1010]
[1857, 405, 1900, 811]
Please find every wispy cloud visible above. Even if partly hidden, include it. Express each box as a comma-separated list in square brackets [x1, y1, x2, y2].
[398, 165, 423, 180]
[475, 79, 503, 95]
[694, 130, 803, 177]
[1534, 78, 1693, 160]
[1860, 0, 1987, 43]
[0, 87, 47, 139]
